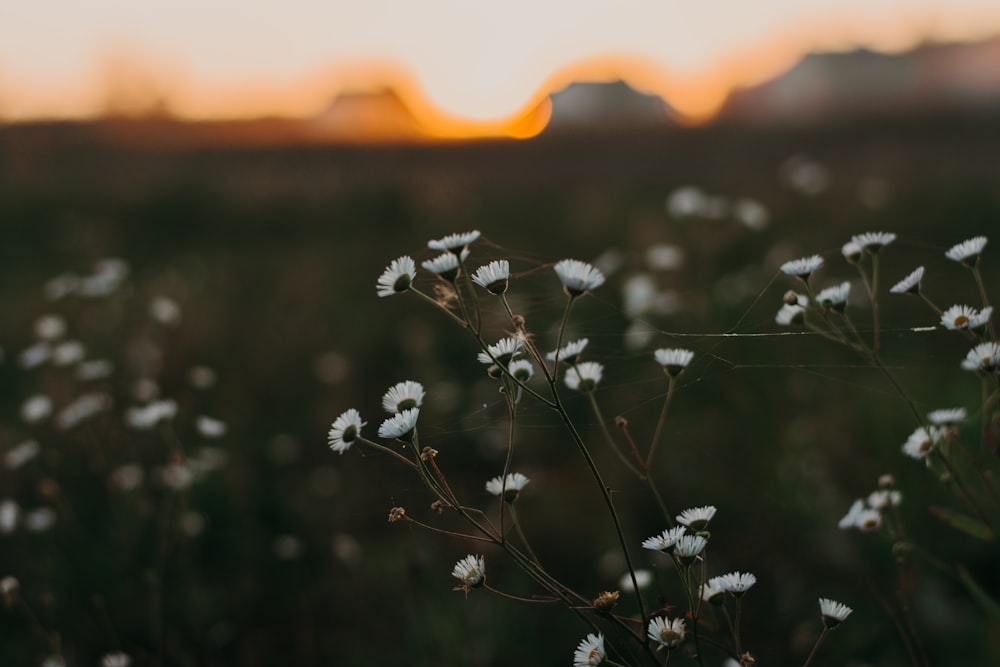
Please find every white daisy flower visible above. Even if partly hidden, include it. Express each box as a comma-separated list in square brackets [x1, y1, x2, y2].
[55, 393, 113, 431]
[928, 407, 967, 425]
[378, 408, 420, 440]
[867, 489, 902, 509]
[719, 571, 757, 595]
[428, 230, 481, 253]
[471, 260, 510, 295]
[815, 281, 851, 311]
[477, 337, 523, 365]
[647, 616, 686, 650]
[328, 409, 365, 454]
[421, 251, 465, 281]
[780, 255, 824, 279]
[51, 341, 85, 366]
[672, 534, 708, 563]
[564, 361, 604, 392]
[376, 256, 417, 298]
[851, 231, 896, 253]
[34, 314, 67, 341]
[452, 554, 486, 590]
[20, 394, 53, 424]
[641, 525, 687, 552]
[125, 399, 177, 430]
[945, 236, 987, 265]
[856, 508, 883, 532]
[838, 499, 865, 530]
[554, 259, 606, 296]
[776, 303, 806, 326]
[701, 576, 727, 604]
[381, 380, 426, 413]
[841, 241, 862, 263]
[573, 633, 606, 667]
[940, 304, 980, 330]
[676, 505, 716, 531]
[546, 338, 589, 363]
[960, 342, 1000, 372]
[508, 359, 534, 382]
[902, 426, 941, 460]
[485, 472, 530, 499]
[819, 597, 853, 629]
[618, 568, 653, 592]
[101, 652, 132, 667]
[654, 348, 694, 376]
[969, 307, 993, 330]
[3, 440, 40, 470]
[889, 266, 925, 295]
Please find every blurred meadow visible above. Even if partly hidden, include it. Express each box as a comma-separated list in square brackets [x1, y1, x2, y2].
[2, 55, 1000, 667]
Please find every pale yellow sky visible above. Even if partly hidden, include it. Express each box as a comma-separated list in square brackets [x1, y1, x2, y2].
[2, 0, 999, 124]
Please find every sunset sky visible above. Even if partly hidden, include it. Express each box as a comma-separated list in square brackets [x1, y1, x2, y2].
[3, 0, 999, 133]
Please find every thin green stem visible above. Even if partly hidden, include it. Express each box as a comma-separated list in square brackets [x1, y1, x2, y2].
[801, 629, 827, 667]
[357, 437, 420, 471]
[646, 377, 675, 469]
[587, 392, 645, 478]
[508, 503, 543, 565]
[872, 252, 882, 357]
[972, 265, 995, 339]
[550, 297, 576, 382]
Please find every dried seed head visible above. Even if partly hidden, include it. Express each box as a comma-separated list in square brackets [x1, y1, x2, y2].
[430, 500, 445, 515]
[783, 290, 800, 306]
[420, 447, 438, 461]
[388, 507, 406, 523]
[593, 590, 620, 614]
[614, 416, 628, 428]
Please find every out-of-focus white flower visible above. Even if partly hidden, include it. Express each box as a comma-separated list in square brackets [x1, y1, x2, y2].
[734, 198, 769, 230]
[618, 569, 652, 592]
[101, 652, 132, 667]
[24, 507, 57, 532]
[110, 464, 145, 491]
[666, 186, 707, 218]
[150, 297, 182, 326]
[564, 362, 604, 392]
[815, 282, 851, 311]
[3, 440, 40, 469]
[51, 341, 85, 366]
[125, 399, 178, 430]
[842, 242, 862, 263]
[159, 463, 195, 491]
[701, 576, 727, 604]
[19, 342, 52, 369]
[44, 273, 80, 301]
[196, 416, 227, 438]
[928, 407, 967, 425]
[851, 232, 896, 253]
[889, 266, 925, 295]
[485, 472, 529, 500]
[902, 426, 942, 459]
[546, 338, 588, 364]
[961, 342, 1000, 372]
[941, 305, 991, 330]
[508, 359, 534, 382]
[55, 393, 112, 430]
[0, 500, 19, 534]
[187, 365, 217, 389]
[20, 395, 53, 424]
[646, 245, 685, 270]
[945, 236, 987, 265]
[77, 359, 114, 381]
[34, 314, 67, 341]
[780, 255, 824, 279]
[776, 303, 806, 326]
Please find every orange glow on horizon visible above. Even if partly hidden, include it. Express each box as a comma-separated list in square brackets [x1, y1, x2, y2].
[2, 13, 998, 142]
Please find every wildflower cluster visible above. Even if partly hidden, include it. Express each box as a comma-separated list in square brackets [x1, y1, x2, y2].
[328, 231, 858, 666]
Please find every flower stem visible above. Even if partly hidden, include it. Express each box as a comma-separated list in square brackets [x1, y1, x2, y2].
[587, 393, 646, 478]
[646, 377, 675, 469]
[801, 628, 827, 667]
